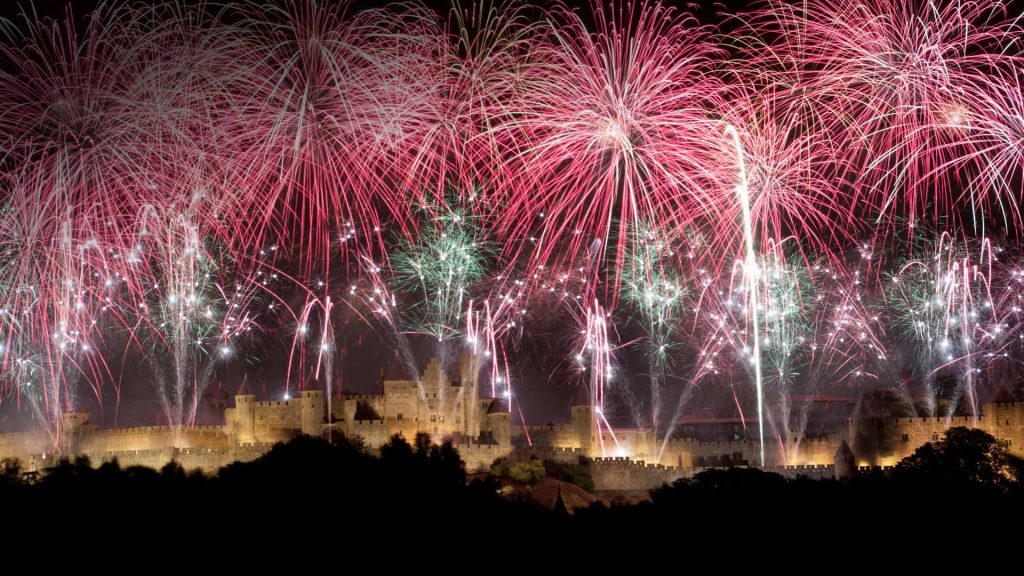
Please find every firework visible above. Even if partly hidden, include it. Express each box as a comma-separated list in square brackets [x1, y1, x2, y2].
[740, 0, 1024, 229]
[391, 198, 491, 342]
[884, 231, 1007, 417]
[490, 0, 724, 292]
[0, 0, 1022, 461]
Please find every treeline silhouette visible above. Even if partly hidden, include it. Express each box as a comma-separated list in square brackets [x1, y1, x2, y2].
[3, 428, 1023, 548]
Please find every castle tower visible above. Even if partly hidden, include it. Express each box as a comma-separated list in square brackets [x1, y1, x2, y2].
[459, 353, 480, 438]
[234, 376, 257, 444]
[569, 388, 596, 456]
[300, 376, 325, 437]
[419, 357, 449, 437]
[59, 412, 90, 454]
[421, 357, 446, 397]
[834, 438, 856, 479]
[983, 386, 1024, 458]
[484, 399, 511, 447]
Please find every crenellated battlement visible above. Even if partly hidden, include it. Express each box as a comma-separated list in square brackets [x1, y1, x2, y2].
[769, 464, 833, 472]
[893, 415, 977, 425]
[254, 400, 296, 408]
[340, 393, 384, 402]
[984, 400, 1022, 408]
[89, 424, 225, 435]
[792, 436, 835, 445]
[4, 356, 1018, 482]
[664, 438, 753, 449]
[0, 353, 511, 471]
[589, 456, 687, 491]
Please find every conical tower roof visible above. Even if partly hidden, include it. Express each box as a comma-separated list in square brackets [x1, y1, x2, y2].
[835, 438, 854, 458]
[237, 374, 254, 397]
[553, 486, 569, 516]
[993, 384, 1017, 404]
[570, 386, 591, 408]
[383, 349, 414, 381]
[487, 398, 509, 415]
[304, 373, 322, 392]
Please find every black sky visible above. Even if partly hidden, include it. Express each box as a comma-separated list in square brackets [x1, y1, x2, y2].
[0, 1, 755, 23]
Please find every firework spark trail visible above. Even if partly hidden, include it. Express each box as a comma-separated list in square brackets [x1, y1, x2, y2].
[127, 206, 273, 431]
[466, 296, 524, 398]
[352, 254, 421, 389]
[226, 1, 413, 274]
[622, 222, 687, 435]
[883, 231, 1012, 418]
[723, 123, 766, 466]
[947, 63, 1024, 226]
[810, 247, 889, 386]
[568, 299, 629, 456]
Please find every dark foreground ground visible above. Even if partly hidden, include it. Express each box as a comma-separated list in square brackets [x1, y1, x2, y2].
[3, 427, 1022, 565]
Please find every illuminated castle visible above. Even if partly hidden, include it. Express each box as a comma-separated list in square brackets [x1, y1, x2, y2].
[0, 353, 511, 473]
[2, 354, 1022, 492]
[519, 389, 1024, 490]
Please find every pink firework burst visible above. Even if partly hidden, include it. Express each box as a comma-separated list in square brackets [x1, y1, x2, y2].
[698, 80, 856, 269]
[490, 0, 725, 294]
[741, 0, 1023, 229]
[227, 1, 410, 274]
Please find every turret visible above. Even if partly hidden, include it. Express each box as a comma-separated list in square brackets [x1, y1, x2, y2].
[460, 353, 480, 438]
[982, 387, 1024, 458]
[569, 387, 596, 456]
[834, 438, 856, 480]
[300, 376, 325, 437]
[421, 357, 446, 397]
[59, 412, 90, 454]
[484, 399, 511, 447]
[234, 375, 256, 444]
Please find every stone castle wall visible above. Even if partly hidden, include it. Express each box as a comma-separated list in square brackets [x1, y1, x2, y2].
[590, 457, 687, 492]
[0, 354, 515, 476]
[0, 430, 51, 461]
[2, 367, 1021, 494]
[21, 443, 276, 474]
[77, 425, 230, 453]
[253, 400, 301, 443]
[588, 458, 840, 492]
[460, 443, 510, 472]
[519, 423, 584, 449]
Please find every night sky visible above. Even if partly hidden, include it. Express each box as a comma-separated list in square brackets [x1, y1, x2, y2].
[1, 0, 1022, 435]
[0, 0, 758, 431]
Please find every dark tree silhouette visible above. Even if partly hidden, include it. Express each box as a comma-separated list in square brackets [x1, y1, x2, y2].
[894, 426, 1024, 491]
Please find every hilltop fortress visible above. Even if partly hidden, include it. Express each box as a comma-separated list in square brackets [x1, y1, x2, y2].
[1, 354, 1022, 492]
[0, 353, 511, 473]
[516, 392, 1024, 490]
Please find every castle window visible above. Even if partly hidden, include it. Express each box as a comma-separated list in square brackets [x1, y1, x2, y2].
[397, 413, 403, 421]
[931, 433, 939, 442]
[901, 434, 909, 443]
[430, 415, 436, 423]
